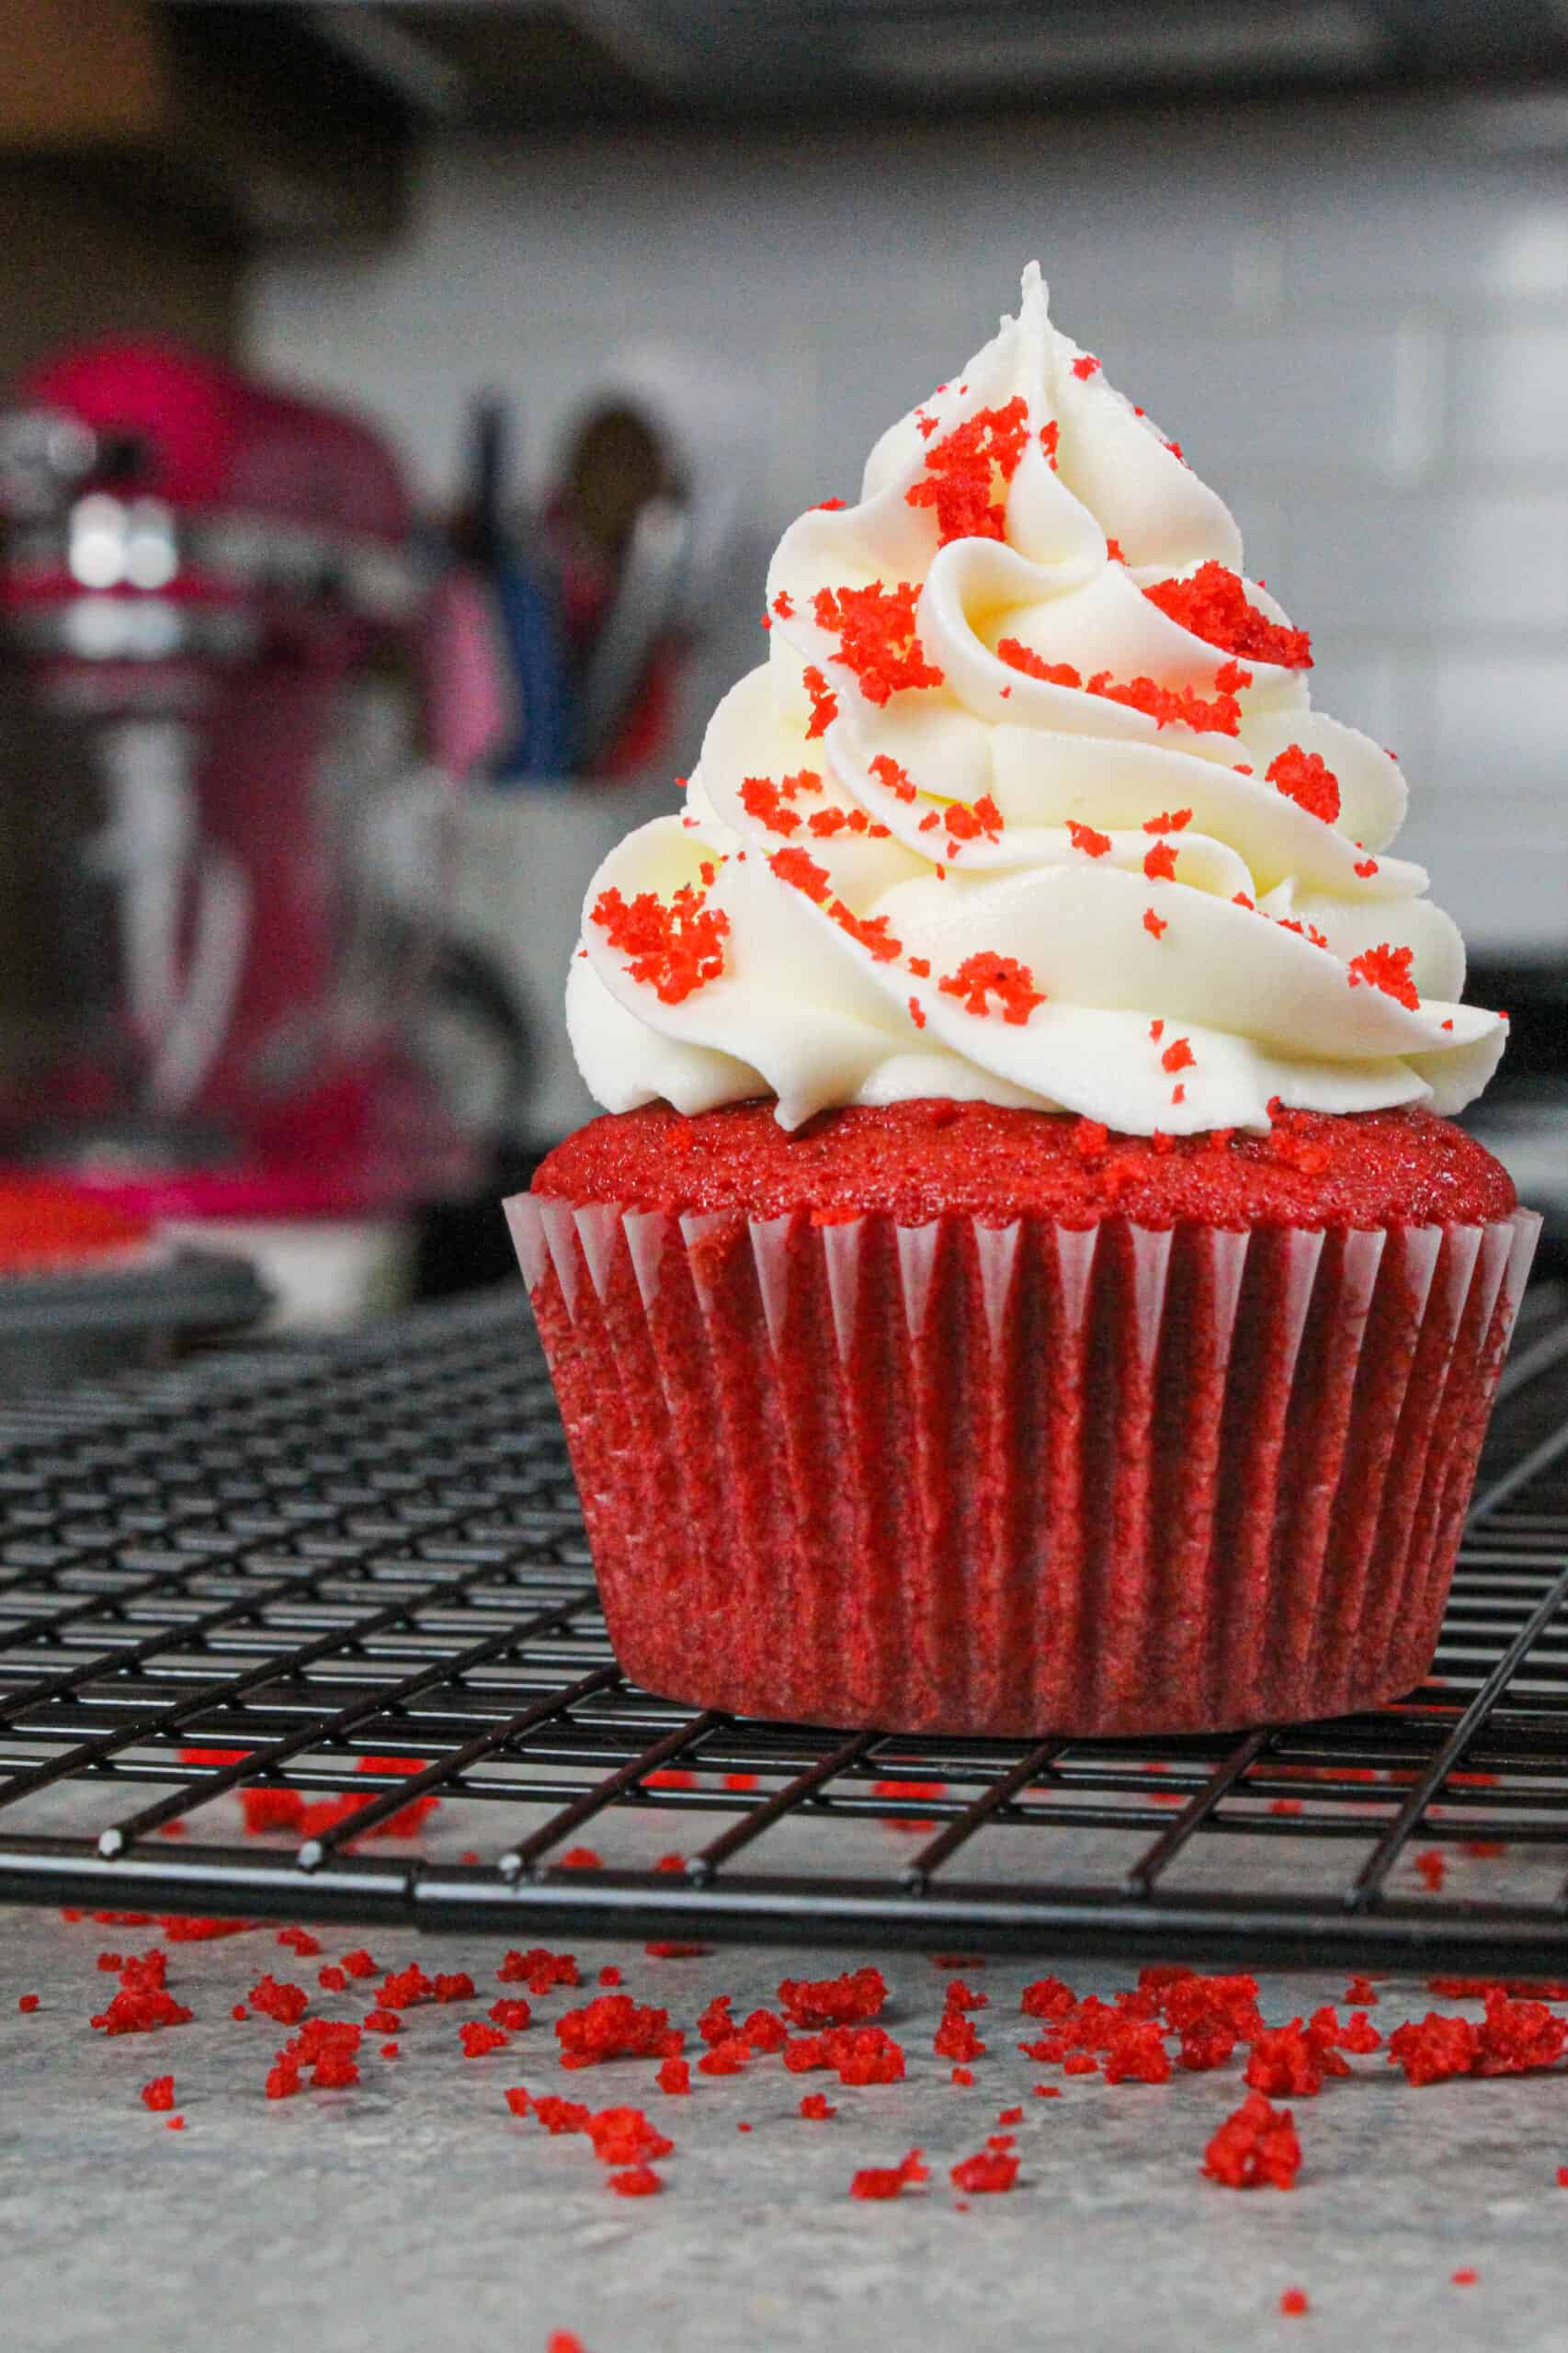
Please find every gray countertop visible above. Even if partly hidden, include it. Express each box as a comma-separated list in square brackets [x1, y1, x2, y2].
[6, 1895, 1567, 2353]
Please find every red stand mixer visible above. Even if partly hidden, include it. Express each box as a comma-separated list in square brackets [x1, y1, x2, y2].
[0, 339, 486, 1232]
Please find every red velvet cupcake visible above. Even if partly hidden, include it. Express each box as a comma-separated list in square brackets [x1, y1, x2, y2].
[507, 267, 1534, 1735]
[516, 1103, 1528, 1734]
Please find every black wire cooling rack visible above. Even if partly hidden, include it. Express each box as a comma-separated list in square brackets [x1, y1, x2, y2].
[2, 1279, 1567, 1968]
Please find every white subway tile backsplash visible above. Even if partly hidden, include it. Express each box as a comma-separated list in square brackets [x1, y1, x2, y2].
[1280, 135, 1568, 309]
[1302, 646, 1404, 756]
[1287, 491, 1568, 632]
[1428, 658, 1568, 799]
[1398, 802, 1568, 956]
[1085, 321, 1440, 484]
[1449, 327, 1568, 467]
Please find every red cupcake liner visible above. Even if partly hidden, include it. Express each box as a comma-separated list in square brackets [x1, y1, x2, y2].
[506, 1192, 1540, 1737]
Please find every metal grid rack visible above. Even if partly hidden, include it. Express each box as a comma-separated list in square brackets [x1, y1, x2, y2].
[2, 1280, 1567, 1967]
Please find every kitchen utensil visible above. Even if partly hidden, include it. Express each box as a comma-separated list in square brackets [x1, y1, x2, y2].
[571, 491, 692, 773]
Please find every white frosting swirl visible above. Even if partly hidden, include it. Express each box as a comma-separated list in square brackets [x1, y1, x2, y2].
[567, 265, 1506, 1135]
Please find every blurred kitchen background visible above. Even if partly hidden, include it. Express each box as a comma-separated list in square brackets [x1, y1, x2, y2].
[1, 0, 1566, 1367]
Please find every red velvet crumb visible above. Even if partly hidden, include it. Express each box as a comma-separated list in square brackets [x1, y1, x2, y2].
[589, 889, 728, 1006]
[937, 953, 1044, 1025]
[555, 1995, 683, 2068]
[777, 1967, 888, 2029]
[498, 1948, 579, 1995]
[950, 2150, 1018, 2193]
[812, 581, 945, 705]
[905, 398, 1030, 545]
[1202, 2093, 1301, 2189]
[92, 1985, 193, 2037]
[850, 2149, 927, 2200]
[1267, 745, 1340, 823]
[1143, 563, 1312, 668]
[1348, 942, 1420, 1012]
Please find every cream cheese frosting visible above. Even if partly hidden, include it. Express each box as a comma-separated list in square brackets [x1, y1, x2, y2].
[566, 264, 1506, 1136]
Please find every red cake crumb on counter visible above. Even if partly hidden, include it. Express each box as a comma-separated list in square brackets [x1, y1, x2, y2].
[777, 1968, 887, 2029]
[850, 2149, 928, 2201]
[606, 2165, 663, 2197]
[498, 1949, 579, 1994]
[950, 2149, 1019, 2193]
[935, 2013, 986, 2063]
[1202, 2094, 1301, 2190]
[555, 1996, 683, 2068]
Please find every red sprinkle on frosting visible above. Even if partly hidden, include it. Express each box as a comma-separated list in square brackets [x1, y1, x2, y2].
[937, 953, 1046, 1026]
[591, 884, 730, 1006]
[905, 397, 1030, 544]
[1267, 745, 1341, 824]
[812, 581, 945, 704]
[1347, 942, 1420, 1012]
[740, 776, 801, 835]
[938, 792, 1005, 851]
[1143, 908, 1167, 938]
[1067, 819, 1112, 858]
[768, 845, 832, 904]
[869, 753, 916, 802]
[996, 641, 1248, 734]
[802, 665, 838, 737]
[1142, 561, 1312, 669]
[827, 900, 902, 961]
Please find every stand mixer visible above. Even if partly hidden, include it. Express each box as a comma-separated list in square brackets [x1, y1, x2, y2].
[0, 338, 489, 1250]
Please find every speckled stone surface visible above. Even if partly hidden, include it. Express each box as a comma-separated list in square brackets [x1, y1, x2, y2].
[5, 1889, 1568, 2353]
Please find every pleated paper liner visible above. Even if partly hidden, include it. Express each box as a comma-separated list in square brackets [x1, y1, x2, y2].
[507, 1194, 1540, 1738]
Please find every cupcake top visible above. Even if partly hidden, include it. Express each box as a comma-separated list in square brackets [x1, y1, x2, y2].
[567, 265, 1506, 1137]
